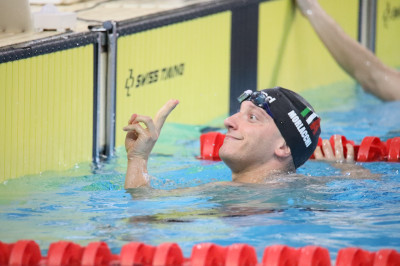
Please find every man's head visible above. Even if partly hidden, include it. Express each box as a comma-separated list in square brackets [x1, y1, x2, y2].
[219, 87, 321, 177]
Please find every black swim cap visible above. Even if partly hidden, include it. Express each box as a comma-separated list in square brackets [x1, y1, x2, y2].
[239, 87, 321, 168]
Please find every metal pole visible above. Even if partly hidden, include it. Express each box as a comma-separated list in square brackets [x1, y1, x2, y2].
[89, 25, 109, 163]
[358, 0, 377, 52]
[104, 21, 118, 158]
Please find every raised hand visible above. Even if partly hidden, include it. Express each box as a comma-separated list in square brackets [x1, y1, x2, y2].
[123, 99, 179, 188]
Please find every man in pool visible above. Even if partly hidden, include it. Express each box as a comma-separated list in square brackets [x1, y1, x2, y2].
[123, 87, 321, 189]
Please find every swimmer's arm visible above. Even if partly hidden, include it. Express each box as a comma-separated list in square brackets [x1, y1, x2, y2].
[125, 157, 150, 188]
[330, 162, 380, 179]
[296, 0, 400, 101]
[123, 99, 179, 189]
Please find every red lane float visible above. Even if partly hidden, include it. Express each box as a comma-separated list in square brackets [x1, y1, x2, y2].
[47, 241, 83, 266]
[374, 249, 400, 266]
[336, 247, 375, 266]
[324, 135, 399, 162]
[199, 132, 400, 162]
[387, 137, 400, 162]
[262, 245, 299, 266]
[1, 240, 400, 266]
[0, 242, 13, 266]
[191, 243, 227, 266]
[226, 243, 258, 266]
[262, 245, 331, 266]
[357, 137, 387, 162]
[119, 242, 155, 265]
[298, 246, 331, 266]
[8, 240, 41, 266]
[152, 243, 184, 266]
[81, 242, 118, 266]
[199, 132, 225, 161]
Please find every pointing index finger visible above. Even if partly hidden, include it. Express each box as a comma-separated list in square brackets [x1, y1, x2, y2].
[154, 99, 179, 133]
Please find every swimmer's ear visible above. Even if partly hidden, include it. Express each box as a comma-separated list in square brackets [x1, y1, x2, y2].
[275, 140, 291, 159]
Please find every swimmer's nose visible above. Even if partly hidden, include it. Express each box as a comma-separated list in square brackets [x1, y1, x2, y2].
[224, 113, 238, 130]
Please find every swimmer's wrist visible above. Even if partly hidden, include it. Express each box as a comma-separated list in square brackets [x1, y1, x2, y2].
[127, 155, 148, 171]
[125, 157, 149, 188]
[127, 154, 148, 162]
[127, 156, 148, 170]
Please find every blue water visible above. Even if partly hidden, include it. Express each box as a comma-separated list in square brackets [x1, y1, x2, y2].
[1, 85, 400, 263]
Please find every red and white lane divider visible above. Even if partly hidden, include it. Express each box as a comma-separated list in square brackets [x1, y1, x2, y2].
[198, 132, 400, 162]
[1, 240, 399, 266]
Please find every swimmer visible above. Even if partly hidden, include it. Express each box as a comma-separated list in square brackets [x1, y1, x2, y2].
[123, 87, 321, 188]
[296, 0, 400, 101]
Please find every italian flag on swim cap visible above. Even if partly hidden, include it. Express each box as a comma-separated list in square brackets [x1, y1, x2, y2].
[300, 106, 321, 135]
[261, 87, 321, 169]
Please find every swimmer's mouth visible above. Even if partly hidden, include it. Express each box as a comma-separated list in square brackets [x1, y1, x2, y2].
[224, 134, 241, 141]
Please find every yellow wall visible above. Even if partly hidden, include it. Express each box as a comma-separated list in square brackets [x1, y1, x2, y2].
[376, 0, 400, 68]
[0, 45, 94, 182]
[258, 0, 359, 93]
[2, 0, 399, 181]
[115, 12, 231, 147]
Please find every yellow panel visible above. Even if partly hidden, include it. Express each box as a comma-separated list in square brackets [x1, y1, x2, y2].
[258, 0, 358, 93]
[11, 61, 18, 179]
[258, 0, 294, 89]
[115, 12, 231, 147]
[82, 47, 93, 162]
[79, 47, 87, 161]
[65, 50, 72, 167]
[0, 45, 93, 181]
[46, 53, 55, 171]
[58, 51, 66, 168]
[23, 58, 32, 176]
[76, 49, 84, 159]
[78, 47, 85, 161]
[70, 51, 76, 165]
[5, 62, 12, 180]
[57, 51, 66, 167]
[36, 55, 44, 173]
[0, 63, 5, 182]
[72, 48, 81, 161]
[16, 58, 25, 179]
[42, 54, 49, 172]
[52, 51, 61, 171]
[376, 0, 400, 68]
[29, 57, 38, 176]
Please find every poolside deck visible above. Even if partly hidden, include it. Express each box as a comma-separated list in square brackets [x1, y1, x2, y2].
[0, 0, 212, 47]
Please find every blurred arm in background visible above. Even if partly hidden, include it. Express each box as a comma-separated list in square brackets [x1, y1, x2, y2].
[295, 0, 400, 101]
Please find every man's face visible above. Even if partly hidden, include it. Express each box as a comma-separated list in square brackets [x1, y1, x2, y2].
[219, 101, 285, 172]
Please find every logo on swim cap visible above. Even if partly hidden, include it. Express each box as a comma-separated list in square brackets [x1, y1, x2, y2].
[260, 91, 276, 104]
[288, 110, 312, 148]
[300, 107, 321, 136]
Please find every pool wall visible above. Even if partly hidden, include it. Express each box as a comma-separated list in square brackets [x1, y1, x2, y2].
[0, 33, 99, 182]
[376, 0, 400, 68]
[258, 0, 359, 92]
[1, 0, 400, 182]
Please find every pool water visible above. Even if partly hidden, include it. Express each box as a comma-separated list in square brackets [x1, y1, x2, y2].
[1, 85, 400, 262]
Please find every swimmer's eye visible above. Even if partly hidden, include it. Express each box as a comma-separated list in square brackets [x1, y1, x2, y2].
[249, 114, 258, 121]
